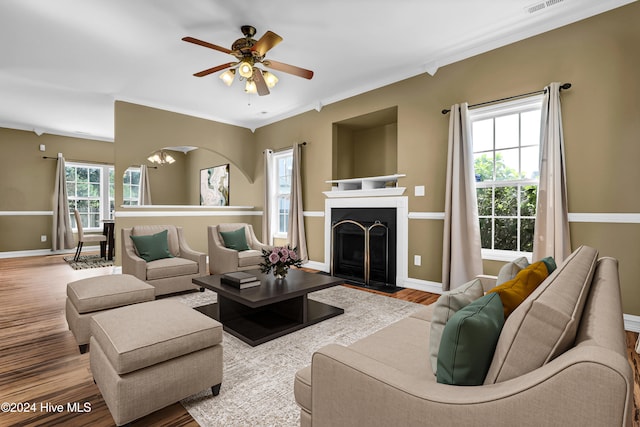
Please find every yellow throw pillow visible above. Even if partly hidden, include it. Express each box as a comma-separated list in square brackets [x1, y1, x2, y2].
[488, 261, 549, 318]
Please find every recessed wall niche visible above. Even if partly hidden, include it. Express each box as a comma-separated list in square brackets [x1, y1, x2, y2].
[332, 106, 398, 180]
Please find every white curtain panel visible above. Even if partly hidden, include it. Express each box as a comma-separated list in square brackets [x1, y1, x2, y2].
[52, 154, 75, 250]
[288, 143, 309, 262]
[139, 164, 153, 205]
[533, 82, 571, 262]
[262, 149, 274, 245]
[442, 103, 483, 291]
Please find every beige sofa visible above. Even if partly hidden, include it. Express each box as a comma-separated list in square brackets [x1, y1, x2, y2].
[294, 246, 633, 426]
[122, 225, 207, 296]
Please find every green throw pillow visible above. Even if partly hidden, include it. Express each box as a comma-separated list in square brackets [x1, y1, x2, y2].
[130, 230, 173, 262]
[429, 278, 484, 375]
[540, 256, 557, 274]
[436, 293, 505, 386]
[219, 227, 251, 251]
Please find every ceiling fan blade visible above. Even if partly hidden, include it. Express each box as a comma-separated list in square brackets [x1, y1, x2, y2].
[182, 36, 232, 55]
[193, 62, 236, 77]
[264, 60, 314, 79]
[253, 69, 270, 96]
[251, 31, 283, 57]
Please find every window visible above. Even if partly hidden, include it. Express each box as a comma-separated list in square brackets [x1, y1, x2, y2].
[270, 149, 293, 239]
[470, 96, 542, 258]
[66, 162, 114, 230]
[123, 167, 141, 206]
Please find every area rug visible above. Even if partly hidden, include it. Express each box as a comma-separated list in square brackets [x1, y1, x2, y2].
[168, 286, 423, 427]
[63, 254, 114, 270]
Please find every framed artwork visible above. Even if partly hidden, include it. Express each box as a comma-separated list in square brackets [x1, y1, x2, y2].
[200, 164, 229, 206]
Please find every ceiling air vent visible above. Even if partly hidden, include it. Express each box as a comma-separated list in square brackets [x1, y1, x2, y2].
[525, 0, 564, 14]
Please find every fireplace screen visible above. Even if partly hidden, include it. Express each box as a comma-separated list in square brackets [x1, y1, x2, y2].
[331, 209, 395, 287]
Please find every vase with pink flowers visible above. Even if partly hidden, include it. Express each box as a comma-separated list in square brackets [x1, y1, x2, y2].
[260, 246, 302, 279]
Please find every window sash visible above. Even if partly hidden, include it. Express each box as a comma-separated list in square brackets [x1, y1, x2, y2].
[470, 96, 542, 255]
[66, 162, 114, 230]
[270, 149, 293, 238]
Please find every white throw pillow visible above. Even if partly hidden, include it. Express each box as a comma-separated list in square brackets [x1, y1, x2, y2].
[496, 256, 530, 286]
[429, 278, 484, 374]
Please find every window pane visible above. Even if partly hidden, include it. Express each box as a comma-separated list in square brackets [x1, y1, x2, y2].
[131, 171, 140, 185]
[521, 146, 539, 179]
[131, 186, 139, 199]
[89, 183, 100, 197]
[476, 187, 493, 216]
[495, 114, 519, 149]
[472, 119, 493, 152]
[521, 110, 541, 147]
[77, 182, 88, 197]
[494, 186, 518, 216]
[123, 185, 131, 199]
[479, 218, 493, 249]
[77, 168, 88, 182]
[474, 153, 494, 181]
[123, 172, 131, 184]
[90, 214, 100, 229]
[89, 168, 101, 183]
[77, 200, 88, 211]
[520, 185, 537, 216]
[494, 218, 517, 250]
[520, 219, 535, 252]
[495, 149, 520, 180]
[65, 167, 75, 181]
[67, 182, 76, 196]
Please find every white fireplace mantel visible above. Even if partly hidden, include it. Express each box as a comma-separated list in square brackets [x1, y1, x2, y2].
[323, 196, 408, 285]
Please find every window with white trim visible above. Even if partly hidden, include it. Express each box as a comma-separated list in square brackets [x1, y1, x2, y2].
[470, 96, 542, 258]
[122, 167, 141, 206]
[270, 149, 293, 239]
[66, 162, 114, 230]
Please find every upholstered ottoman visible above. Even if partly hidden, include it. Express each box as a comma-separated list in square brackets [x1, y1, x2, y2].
[89, 299, 223, 426]
[65, 274, 155, 353]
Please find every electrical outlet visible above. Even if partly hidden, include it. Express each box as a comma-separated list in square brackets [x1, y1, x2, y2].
[414, 255, 422, 266]
[415, 185, 425, 197]
[41, 235, 47, 242]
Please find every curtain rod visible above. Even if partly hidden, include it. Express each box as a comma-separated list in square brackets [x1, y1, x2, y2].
[43, 156, 113, 165]
[264, 141, 307, 154]
[44, 156, 159, 169]
[441, 83, 572, 115]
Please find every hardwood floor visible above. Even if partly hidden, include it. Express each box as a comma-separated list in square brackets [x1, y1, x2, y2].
[1, 255, 638, 426]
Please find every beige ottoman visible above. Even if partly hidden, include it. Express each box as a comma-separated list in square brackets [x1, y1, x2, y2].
[65, 274, 155, 353]
[90, 299, 223, 426]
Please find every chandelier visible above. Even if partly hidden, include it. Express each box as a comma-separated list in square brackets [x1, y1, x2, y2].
[147, 150, 175, 165]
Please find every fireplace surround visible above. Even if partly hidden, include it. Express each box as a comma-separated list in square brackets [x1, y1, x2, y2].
[324, 195, 408, 289]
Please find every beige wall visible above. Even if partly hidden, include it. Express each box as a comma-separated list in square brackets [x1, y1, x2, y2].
[2, 2, 640, 314]
[0, 128, 114, 251]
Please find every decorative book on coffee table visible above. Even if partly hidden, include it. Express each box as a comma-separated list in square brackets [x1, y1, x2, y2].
[221, 271, 260, 289]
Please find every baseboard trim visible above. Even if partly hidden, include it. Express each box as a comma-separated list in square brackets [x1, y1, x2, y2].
[303, 260, 329, 272]
[400, 277, 444, 294]
[624, 314, 640, 333]
[0, 248, 75, 259]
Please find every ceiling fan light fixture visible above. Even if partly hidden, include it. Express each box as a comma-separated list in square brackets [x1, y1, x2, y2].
[238, 60, 254, 78]
[219, 69, 235, 86]
[245, 79, 257, 94]
[263, 71, 278, 88]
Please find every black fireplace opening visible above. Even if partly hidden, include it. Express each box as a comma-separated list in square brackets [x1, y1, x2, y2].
[331, 208, 399, 292]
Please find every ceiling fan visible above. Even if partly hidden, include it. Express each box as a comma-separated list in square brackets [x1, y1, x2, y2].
[182, 25, 314, 96]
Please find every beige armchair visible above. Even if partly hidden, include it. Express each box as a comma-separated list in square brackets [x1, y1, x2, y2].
[208, 223, 271, 275]
[122, 225, 207, 296]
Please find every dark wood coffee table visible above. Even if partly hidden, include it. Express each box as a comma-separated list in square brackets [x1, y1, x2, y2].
[192, 269, 344, 346]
